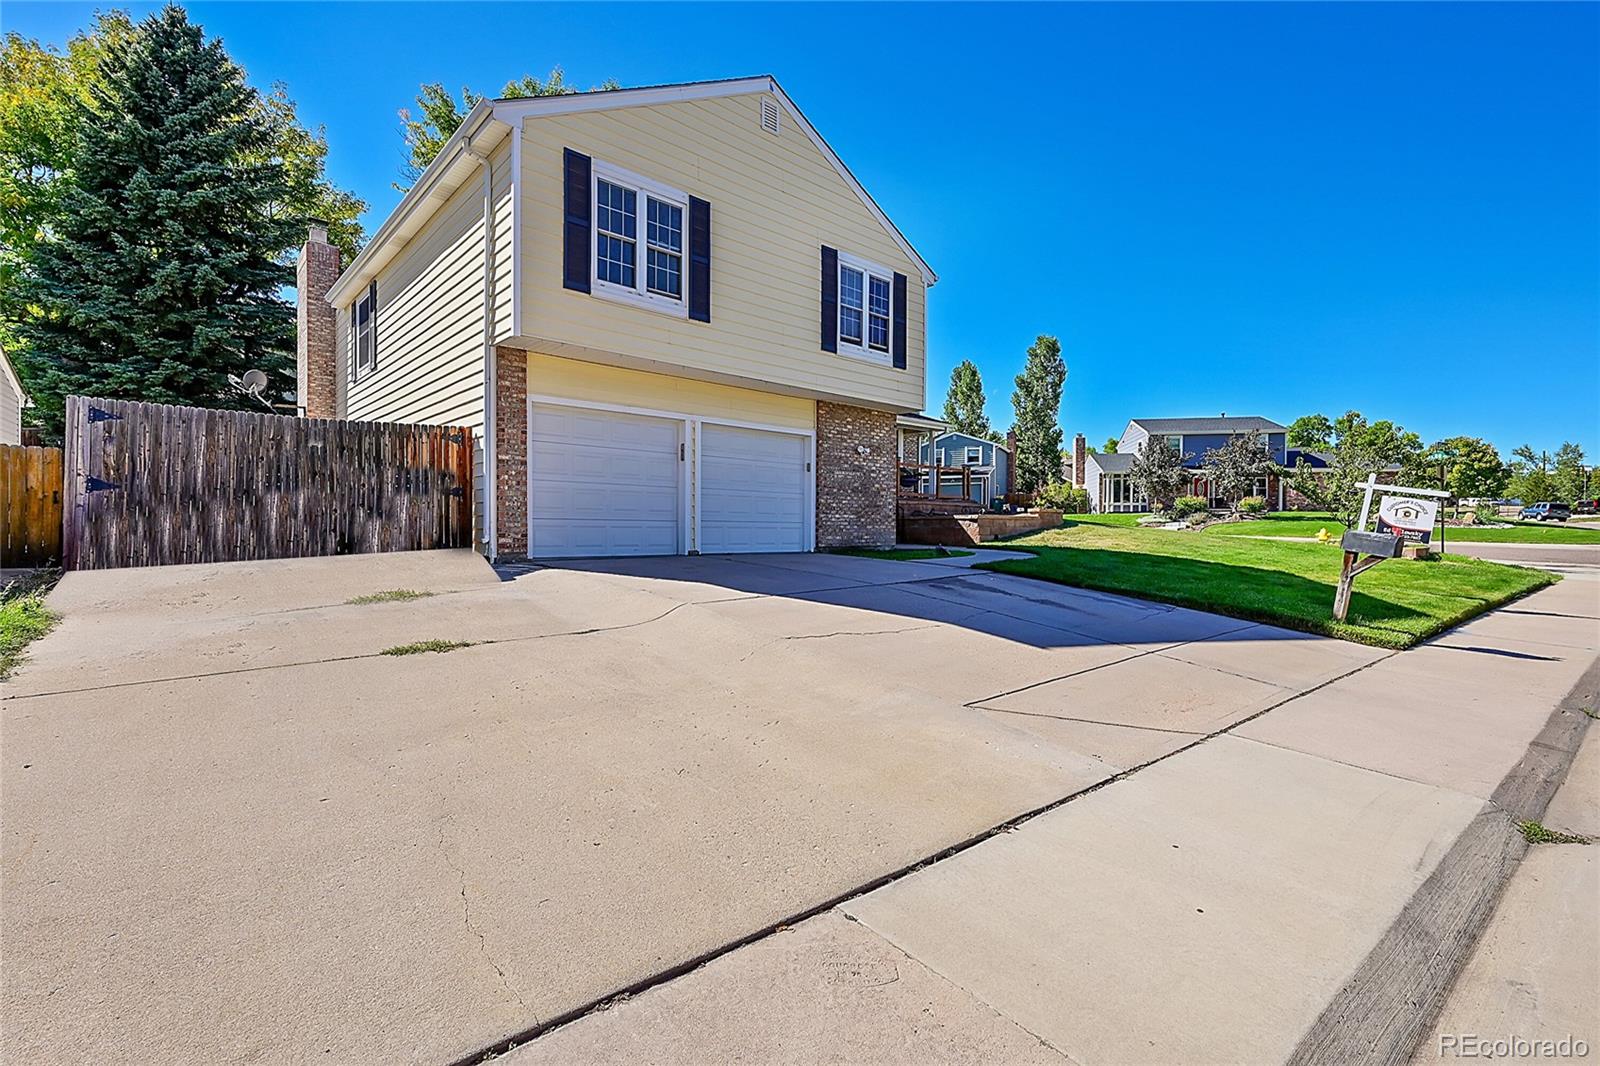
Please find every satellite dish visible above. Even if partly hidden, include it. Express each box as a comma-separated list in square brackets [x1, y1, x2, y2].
[227, 368, 275, 411]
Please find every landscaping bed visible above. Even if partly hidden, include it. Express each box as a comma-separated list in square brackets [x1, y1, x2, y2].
[978, 519, 1555, 648]
[1, 570, 60, 679]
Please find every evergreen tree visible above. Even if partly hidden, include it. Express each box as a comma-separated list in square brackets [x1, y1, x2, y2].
[18, 6, 298, 439]
[941, 359, 992, 438]
[1010, 335, 1067, 494]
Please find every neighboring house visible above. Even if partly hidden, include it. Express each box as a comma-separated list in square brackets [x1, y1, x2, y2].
[1071, 416, 1290, 512]
[916, 431, 1010, 507]
[0, 349, 27, 445]
[296, 76, 934, 559]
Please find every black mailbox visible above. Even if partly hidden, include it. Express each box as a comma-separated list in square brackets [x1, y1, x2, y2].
[1340, 530, 1404, 558]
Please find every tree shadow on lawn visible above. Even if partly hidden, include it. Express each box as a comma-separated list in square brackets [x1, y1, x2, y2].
[978, 544, 1484, 648]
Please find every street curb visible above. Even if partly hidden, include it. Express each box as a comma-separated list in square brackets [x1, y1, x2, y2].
[1288, 650, 1600, 1066]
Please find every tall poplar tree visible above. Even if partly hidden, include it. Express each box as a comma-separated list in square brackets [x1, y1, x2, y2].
[941, 359, 992, 439]
[1010, 335, 1067, 494]
[19, 6, 298, 438]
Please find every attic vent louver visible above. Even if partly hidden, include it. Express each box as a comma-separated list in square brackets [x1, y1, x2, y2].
[760, 97, 781, 136]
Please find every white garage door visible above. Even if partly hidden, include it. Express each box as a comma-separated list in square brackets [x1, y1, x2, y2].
[528, 402, 681, 558]
[699, 424, 809, 554]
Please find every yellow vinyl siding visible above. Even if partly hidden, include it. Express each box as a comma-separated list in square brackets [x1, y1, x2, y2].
[339, 137, 512, 546]
[526, 350, 814, 547]
[518, 92, 926, 413]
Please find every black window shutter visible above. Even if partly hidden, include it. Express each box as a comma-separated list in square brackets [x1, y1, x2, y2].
[368, 280, 380, 371]
[688, 196, 711, 322]
[892, 273, 908, 369]
[820, 246, 838, 353]
[563, 148, 591, 293]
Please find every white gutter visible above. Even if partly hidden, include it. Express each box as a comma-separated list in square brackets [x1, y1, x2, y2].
[462, 136, 498, 559]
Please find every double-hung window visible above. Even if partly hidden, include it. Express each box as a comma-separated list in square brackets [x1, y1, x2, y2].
[1163, 434, 1182, 453]
[836, 251, 894, 364]
[352, 283, 377, 381]
[592, 161, 687, 316]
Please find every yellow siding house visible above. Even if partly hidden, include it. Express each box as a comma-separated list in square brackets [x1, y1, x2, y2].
[297, 76, 934, 559]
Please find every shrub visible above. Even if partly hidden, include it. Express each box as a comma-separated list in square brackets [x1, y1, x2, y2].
[1186, 511, 1209, 527]
[1474, 502, 1498, 524]
[1169, 495, 1209, 519]
[1237, 496, 1268, 515]
[1037, 482, 1090, 513]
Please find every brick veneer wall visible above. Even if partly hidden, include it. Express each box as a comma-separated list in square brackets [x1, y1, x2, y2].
[816, 401, 896, 549]
[295, 226, 340, 418]
[494, 347, 528, 558]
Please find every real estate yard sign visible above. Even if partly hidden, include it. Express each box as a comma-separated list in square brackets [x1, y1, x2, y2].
[1375, 495, 1439, 546]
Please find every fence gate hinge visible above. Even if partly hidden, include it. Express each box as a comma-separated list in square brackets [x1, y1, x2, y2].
[85, 476, 120, 492]
[448, 431, 465, 445]
[87, 406, 124, 424]
[447, 487, 464, 498]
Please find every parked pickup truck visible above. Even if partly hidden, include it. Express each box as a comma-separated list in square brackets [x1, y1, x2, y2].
[1572, 499, 1599, 515]
[1520, 502, 1571, 522]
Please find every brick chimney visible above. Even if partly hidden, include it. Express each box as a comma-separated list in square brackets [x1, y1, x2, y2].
[296, 222, 340, 418]
[1072, 433, 1087, 488]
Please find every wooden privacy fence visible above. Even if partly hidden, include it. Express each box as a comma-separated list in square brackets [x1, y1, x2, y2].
[63, 396, 473, 571]
[1, 445, 64, 568]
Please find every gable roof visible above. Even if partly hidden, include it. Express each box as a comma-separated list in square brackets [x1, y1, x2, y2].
[491, 76, 935, 286]
[1129, 416, 1285, 435]
[331, 75, 934, 307]
[1088, 451, 1134, 473]
[932, 430, 1008, 453]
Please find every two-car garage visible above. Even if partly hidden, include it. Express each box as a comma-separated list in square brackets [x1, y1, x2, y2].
[526, 400, 812, 559]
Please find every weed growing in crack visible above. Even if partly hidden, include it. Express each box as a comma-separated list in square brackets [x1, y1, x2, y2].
[1517, 820, 1591, 845]
[347, 589, 436, 605]
[381, 639, 476, 656]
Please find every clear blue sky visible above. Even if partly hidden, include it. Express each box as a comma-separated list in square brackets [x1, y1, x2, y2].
[9, 1, 1598, 458]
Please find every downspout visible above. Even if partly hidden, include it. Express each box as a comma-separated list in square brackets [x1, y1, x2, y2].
[463, 137, 498, 559]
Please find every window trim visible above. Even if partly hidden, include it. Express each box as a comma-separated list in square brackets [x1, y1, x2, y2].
[352, 284, 377, 382]
[834, 250, 894, 365]
[964, 446, 982, 465]
[589, 159, 689, 319]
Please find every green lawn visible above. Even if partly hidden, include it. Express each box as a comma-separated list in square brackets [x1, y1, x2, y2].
[1, 577, 60, 680]
[833, 547, 975, 561]
[1111, 510, 1600, 544]
[979, 519, 1554, 648]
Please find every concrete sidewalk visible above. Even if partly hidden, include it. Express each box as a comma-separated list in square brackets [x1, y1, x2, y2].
[507, 574, 1599, 1065]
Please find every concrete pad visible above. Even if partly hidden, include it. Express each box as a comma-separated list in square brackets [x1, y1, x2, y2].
[1415, 848, 1599, 1062]
[843, 736, 1485, 1065]
[1158, 623, 1393, 691]
[6, 567, 714, 696]
[505, 911, 1069, 1065]
[975, 652, 1293, 735]
[3, 575, 1113, 1064]
[1541, 726, 1599, 838]
[899, 571, 1257, 649]
[45, 548, 498, 616]
[975, 708, 1197, 774]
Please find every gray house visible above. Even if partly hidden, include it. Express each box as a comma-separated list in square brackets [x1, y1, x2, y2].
[916, 431, 1011, 507]
[1073, 416, 1291, 512]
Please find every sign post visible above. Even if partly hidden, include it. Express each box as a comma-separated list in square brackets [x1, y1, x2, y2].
[1333, 475, 1450, 622]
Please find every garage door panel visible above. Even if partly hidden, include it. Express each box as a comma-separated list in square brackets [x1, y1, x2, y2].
[700, 424, 808, 554]
[529, 403, 681, 558]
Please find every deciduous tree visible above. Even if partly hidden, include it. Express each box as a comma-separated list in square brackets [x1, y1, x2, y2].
[397, 67, 620, 190]
[1201, 434, 1279, 509]
[1101, 436, 1119, 454]
[1009, 335, 1067, 494]
[941, 359, 992, 439]
[1129, 437, 1189, 513]
[1286, 413, 1334, 450]
[1552, 441, 1588, 502]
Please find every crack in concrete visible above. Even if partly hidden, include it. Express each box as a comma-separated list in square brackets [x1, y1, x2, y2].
[434, 794, 532, 1018]
[737, 624, 940, 662]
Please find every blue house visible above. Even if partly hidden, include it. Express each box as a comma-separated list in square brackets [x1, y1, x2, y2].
[914, 431, 1011, 507]
[1074, 416, 1290, 512]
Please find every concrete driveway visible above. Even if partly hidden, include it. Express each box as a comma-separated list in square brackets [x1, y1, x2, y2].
[2, 549, 1391, 1063]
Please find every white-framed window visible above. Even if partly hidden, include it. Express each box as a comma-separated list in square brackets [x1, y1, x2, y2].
[1163, 434, 1182, 452]
[1103, 473, 1149, 513]
[836, 250, 893, 364]
[352, 283, 376, 381]
[1249, 475, 1270, 499]
[964, 446, 982, 465]
[592, 161, 687, 317]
